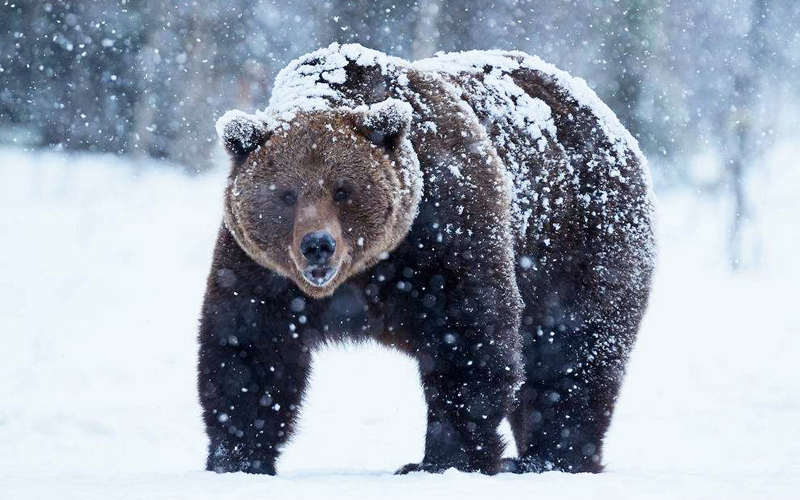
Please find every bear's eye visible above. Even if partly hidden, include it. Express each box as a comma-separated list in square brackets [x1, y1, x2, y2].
[333, 187, 350, 202]
[281, 190, 297, 206]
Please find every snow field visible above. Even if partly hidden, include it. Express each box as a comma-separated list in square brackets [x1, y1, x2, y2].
[0, 146, 798, 498]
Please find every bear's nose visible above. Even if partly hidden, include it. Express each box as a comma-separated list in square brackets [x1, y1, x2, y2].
[300, 231, 336, 265]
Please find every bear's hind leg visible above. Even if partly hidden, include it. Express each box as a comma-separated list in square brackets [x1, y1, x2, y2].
[503, 309, 639, 473]
[394, 276, 523, 475]
[396, 344, 519, 475]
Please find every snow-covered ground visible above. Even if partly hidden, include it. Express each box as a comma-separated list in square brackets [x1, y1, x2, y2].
[1, 146, 798, 499]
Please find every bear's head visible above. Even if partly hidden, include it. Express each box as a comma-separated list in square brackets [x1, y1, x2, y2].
[216, 99, 422, 298]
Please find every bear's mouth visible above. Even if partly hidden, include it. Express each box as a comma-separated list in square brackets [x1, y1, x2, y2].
[301, 264, 339, 287]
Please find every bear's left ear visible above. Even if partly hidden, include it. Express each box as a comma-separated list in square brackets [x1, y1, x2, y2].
[215, 110, 271, 159]
[355, 98, 413, 150]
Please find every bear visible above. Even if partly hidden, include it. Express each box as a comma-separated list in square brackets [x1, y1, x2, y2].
[198, 43, 655, 476]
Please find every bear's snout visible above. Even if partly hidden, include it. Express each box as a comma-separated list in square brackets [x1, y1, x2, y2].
[300, 231, 336, 265]
[299, 231, 339, 287]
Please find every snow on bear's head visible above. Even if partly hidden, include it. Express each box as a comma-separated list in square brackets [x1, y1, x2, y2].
[215, 98, 421, 298]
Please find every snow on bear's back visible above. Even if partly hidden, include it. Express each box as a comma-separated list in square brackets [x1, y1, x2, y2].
[260, 43, 411, 126]
[413, 49, 645, 166]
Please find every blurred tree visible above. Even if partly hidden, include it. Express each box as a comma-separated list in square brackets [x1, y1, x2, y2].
[724, 0, 770, 270]
[0, 1, 38, 142]
[0, 0, 320, 170]
[596, 0, 660, 151]
[0, 1, 145, 152]
[319, 0, 417, 57]
[411, 0, 440, 59]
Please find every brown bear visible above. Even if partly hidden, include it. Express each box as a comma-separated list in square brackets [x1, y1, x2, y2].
[198, 43, 655, 476]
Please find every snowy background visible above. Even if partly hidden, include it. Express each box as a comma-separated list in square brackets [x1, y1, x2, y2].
[2, 1, 800, 499]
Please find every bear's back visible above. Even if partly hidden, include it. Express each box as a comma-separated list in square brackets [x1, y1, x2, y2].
[413, 51, 655, 271]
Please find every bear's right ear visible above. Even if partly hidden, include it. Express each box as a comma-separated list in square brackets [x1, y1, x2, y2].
[215, 110, 271, 159]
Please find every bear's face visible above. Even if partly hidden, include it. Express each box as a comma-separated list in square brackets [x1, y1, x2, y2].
[216, 99, 420, 298]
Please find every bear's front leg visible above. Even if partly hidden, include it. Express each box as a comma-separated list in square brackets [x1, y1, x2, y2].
[199, 339, 309, 474]
[198, 227, 312, 474]
[397, 278, 523, 475]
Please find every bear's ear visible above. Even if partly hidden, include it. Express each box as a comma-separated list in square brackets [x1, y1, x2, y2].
[355, 98, 413, 150]
[215, 110, 271, 159]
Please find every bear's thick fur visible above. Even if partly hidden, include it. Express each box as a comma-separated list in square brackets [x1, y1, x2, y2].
[199, 43, 655, 475]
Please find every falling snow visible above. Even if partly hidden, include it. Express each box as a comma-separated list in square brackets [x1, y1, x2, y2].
[1, 1, 799, 498]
